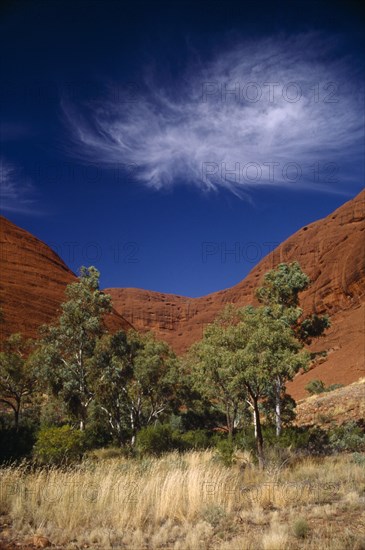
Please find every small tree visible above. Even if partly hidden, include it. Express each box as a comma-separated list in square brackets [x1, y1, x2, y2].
[0, 334, 37, 430]
[189, 305, 309, 468]
[37, 266, 111, 430]
[230, 306, 309, 467]
[189, 314, 246, 438]
[256, 262, 330, 435]
[93, 330, 178, 446]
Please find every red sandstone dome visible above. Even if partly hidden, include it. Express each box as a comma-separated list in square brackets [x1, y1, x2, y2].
[1, 190, 364, 399]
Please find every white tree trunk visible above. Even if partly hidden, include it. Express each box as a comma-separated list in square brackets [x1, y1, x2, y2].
[253, 408, 257, 439]
[275, 377, 282, 436]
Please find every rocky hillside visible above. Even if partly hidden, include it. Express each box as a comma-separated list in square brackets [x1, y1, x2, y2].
[107, 189, 365, 399]
[1, 191, 363, 400]
[0, 216, 132, 341]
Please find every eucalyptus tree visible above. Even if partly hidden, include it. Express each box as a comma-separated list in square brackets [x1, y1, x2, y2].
[190, 304, 309, 467]
[37, 266, 112, 430]
[0, 333, 38, 430]
[92, 330, 178, 446]
[256, 262, 330, 435]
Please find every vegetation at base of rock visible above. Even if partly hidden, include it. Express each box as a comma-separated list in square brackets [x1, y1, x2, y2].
[2, 262, 362, 470]
[305, 378, 344, 395]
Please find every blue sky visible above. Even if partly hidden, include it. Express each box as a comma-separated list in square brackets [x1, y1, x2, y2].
[0, 0, 364, 296]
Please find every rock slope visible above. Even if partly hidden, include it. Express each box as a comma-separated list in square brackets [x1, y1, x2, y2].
[107, 189, 365, 399]
[0, 216, 131, 341]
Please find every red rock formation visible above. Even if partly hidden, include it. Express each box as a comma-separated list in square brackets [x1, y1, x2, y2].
[108, 189, 365, 399]
[0, 216, 132, 341]
[1, 190, 364, 400]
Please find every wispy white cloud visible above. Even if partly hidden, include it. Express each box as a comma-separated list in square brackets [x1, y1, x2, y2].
[63, 33, 364, 197]
[0, 158, 37, 214]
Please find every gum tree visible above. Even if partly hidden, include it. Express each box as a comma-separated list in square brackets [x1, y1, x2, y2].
[256, 262, 330, 435]
[190, 305, 309, 467]
[0, 334, 37, 430]
[92, 330, 178, 446]
[189, 313, 246, 438]
[37, 266, 112, 430]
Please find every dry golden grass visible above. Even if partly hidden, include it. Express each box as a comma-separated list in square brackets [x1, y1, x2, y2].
[0, 451, 364, 549]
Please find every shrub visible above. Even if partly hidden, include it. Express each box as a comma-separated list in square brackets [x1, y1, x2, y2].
[326, 383, 344, 392]
[0, 426, 36, 463]
[306, 426, 330, 454]
[201, 504, 226, 527]
[292, 517, 310, 539]
[305, 379, 344, 395]
[215, 437, 235, 466]
[328, 422, 365, 452]
[262, 426, 311, 450]
[234, 427, 256, 453]
[180, 429, 211, 450]
[352, 452, 365, 466]
[33, 425, 87, 465]
[305, 379, 326, 395]
[136, 424, 178, 456]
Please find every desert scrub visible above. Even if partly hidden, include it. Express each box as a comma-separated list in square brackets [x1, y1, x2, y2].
[33, 425, 87, 465]
[292, 517, 310, 539]
[329, 421, 365, 452]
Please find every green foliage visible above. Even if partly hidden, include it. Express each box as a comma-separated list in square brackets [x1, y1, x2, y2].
[233, 425, 312, 453]
[351, 452, 365, 466]
[0, 333, 38, 429]
[305, 379, 345, 395]
[189, 303, 308, 429]
[328, 422, 365, 452]
[180, 429, 211, 450]
[36, 266, 112, 429]
[201, 504, 227, 527]
[93, 330, 178, 445]
[135, 424, 178, 456]
[33, 425, 87, 465]
[297, 314, 331, 344]
[292, 518, 310, 539]
[215, 437, 236, 466]
[39, 394, 70, 427]
[305, 379, 326, 395]
[262, 425, 312, 450]
[256, 261, 310, 308]
[189, 300, 309, 466]
[256, 262, 330, 439]
[305, 426, 330, 454]
[326, 383, 344, 392]
[262, 393, 297, 428]
[83, 401, 114, 449]
[234, 427, 257, 452]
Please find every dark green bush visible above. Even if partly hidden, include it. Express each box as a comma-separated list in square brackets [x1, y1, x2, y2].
[33, 425, 87, 465]
[305, 379, 344, 395]
[0, 426, 36, 463]
[136, 424, 178, 456]
[305, 426, 330, 454]
[180, 429, 211, 450]
[262, 426, 312, 450]
[305, 379, 326, 395]
[215, 437, 236, 466]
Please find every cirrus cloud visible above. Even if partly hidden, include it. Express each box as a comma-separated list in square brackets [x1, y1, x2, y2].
[62, 33, 364, 197]
[0, 158, 37, 214]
